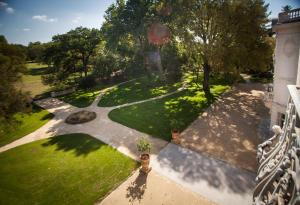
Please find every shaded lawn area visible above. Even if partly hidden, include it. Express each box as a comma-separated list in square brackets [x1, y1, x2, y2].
[0, 105, 53, 147]
[58, 89, 101, 108]
[57, 80, 125, 108]
[18, 63, 51, 97]
[98, 76, 181, 107]
[0, 133, 139, 205]
[109, 85, 230, 141]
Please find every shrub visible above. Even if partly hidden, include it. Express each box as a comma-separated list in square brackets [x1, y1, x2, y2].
[161, 42, 183, 83]
[78, 75, 96, 89]
[137, 138, 151, 153]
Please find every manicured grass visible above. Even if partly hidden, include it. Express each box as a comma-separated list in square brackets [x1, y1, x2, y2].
[109, 84, 230, 141]
[58, 89, 101, 108]
[18, 63, 51, 97]
[0, 106, 53, 147]
[0, 133, 139, 205]
[98, 76, 181, 107]
[58, 80, 124, 108]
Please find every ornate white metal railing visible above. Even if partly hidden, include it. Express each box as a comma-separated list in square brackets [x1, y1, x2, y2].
[253, 85, 300, 205]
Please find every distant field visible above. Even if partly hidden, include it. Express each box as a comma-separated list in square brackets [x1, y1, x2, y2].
[18, 63, 50, 97]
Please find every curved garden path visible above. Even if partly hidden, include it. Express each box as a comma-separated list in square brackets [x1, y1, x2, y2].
[0, 81, 258, 205]
[0, 80, 182, 158]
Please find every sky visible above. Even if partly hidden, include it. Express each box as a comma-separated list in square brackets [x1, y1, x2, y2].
[0, 0, 299, 45]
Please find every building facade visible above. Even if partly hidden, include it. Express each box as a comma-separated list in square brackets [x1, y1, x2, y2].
[270, 9, 300, 127]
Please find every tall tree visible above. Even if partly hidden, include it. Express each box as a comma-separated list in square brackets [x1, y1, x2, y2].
[27, 41, 46, 62]
[171, 0, 224, 96]
[103, 0, 166, 77]
[282, 5, 293, 12]
[219, 0, 272, 75]
[67, 27, 101, 77]
[0, 36, 28, 121]
[170, 0, 271, 96]
[42, 27, 101, 87]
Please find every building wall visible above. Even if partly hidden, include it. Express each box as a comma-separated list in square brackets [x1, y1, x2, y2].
[271, 22, 300, 127]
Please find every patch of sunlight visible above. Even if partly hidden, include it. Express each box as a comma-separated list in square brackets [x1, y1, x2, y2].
[150, 86, 168, 95]
[211, 85, 231, 96]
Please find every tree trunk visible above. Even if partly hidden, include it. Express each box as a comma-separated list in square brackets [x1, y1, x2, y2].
[156, 46, 165, 81]
[203, 60, 211, 98]
[83, 58, 88, 77]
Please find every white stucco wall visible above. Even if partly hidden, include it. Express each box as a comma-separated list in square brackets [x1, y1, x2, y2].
[271, 21, 300, 127]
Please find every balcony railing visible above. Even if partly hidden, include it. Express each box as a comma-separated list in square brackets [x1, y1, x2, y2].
[278, 8, 300, 23]
[253, 85, 300, 205]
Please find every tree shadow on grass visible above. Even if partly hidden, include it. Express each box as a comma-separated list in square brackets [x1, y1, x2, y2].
[42, 133, 104, 156]
[41, 113, 54, 120]
[28, 67, 49, 76]
[126, 171, 148, 203]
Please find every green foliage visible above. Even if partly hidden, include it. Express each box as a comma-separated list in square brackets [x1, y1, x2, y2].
[0, 133, 138, 204]
[27, 41, 46, 62]
[161, 41, 183, 83]
[137, 137, 151, 153]
[0, 35, 7, 44]
[92, 51, 121, 80]
[102, 0, 169, 77]
[170, 119, 184, 130]
[0, 36, 29, 120]
[42, 27, 101, 87]
[282, 5, 293, 12]
[78, 75, 97, 89]
[168, 0, 272, 95]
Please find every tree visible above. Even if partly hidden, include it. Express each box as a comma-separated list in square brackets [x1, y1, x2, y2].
[282, 5, 292, 12]
[27, 41, 46, 62]
[67, 27, 101, 77]
[170, 0, 224, 96]
[0, 36, 29, 121]
[0, 35, 8, 44]
[42, 27, 101, 87]
[170, 0, 271, 96]
[103, 0, 167, 77]
[218, 0, 272, 76]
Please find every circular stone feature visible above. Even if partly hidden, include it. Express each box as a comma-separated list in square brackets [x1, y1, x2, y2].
[65, 110, 97, 124]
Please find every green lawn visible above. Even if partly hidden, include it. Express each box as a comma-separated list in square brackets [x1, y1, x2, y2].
[18, 63, 51, 97]
[0, 105, 53, 147]
[98, 76, 181, 107]
[57, 80, 124, 108]
[58, 89, 101, 108]
[109, 84, 230, 141]
[0, 133, 138, 205]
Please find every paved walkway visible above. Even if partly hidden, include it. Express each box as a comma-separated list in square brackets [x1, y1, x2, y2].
[151, 143, 255, 205]
[99, 169, 215, 205]
[180, 83, 270, 172]
[0, 90, 176, 159]
[0, 82, 261, 205]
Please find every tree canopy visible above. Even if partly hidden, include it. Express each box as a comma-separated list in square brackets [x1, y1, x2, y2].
[168, 0, 272, 96]
[42, 27, 101, 87]
[0, 36, 29, 121]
